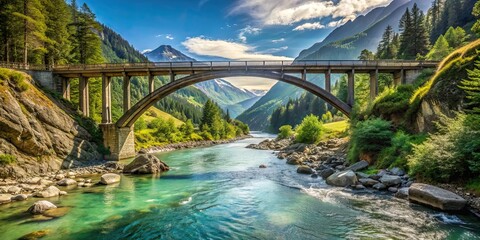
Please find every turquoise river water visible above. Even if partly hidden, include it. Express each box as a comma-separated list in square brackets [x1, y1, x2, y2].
[0, 133, 480, 239]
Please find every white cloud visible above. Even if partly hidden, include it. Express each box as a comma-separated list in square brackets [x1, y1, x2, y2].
[293, 22, 325, 31]
[260, 46, 288, 54]
[271, 38, 285, 43]
[223, 77, 277, 90]
[182, 36, 293, 61]
[165, 34, 174, 40]
[230, 0, 391, 26]
[141, 49, 152, 54]
[238, 25, 261, 43]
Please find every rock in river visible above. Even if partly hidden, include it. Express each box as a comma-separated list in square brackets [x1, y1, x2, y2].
[379, 174, 402, 187]
[123, 154, 170, 174]
[28, 200, 57, 214]
[57, 178, 77, 186]
[34, 186, 61, 198]
[0, 194, 12, 204]
[326, 170, 358, 187]
[296, 165, 313, 174]
[409, 183, 467, 211]
[100, 173, 121, 185]
[346, 160, 369, 172]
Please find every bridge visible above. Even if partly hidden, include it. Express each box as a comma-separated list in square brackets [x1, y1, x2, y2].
[2, 60, 439, 160]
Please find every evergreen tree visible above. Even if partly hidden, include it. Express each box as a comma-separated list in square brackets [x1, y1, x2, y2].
[358, 49, 375, 60]
[398, 4, 430, 60]
[70, 3, 104, 64]
[472, 0, 480, 35]
[460, 61, 480, 114]
[444, 26, 468, 49]
[44, 0, 72, 65]
[426, 35, 451, 60]
[376, 25, 397, 59]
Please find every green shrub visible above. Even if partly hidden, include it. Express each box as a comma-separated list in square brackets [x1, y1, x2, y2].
[407, 113, 480, 182]
[348, 118, 394, 163]
[376, 131, 427, 170]
[295, 115, 323, 144]
[10, 71, 29, 92]
[372, 85, 414, 117]
[0, 154, 16, 165]
[277, 125, 294, 140]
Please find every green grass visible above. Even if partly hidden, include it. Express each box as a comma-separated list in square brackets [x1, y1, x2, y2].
[142, 107, 184, 127]
[322, 120, 349, 139]
[0, 68, 29, 91]
[466, 178, 480, 195]
[361, 167, 379, 175]
[0, 154, 16, 165]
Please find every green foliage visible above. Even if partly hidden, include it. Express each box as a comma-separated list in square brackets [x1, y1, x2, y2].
[348, 118, 394, 163]
[371, 85, 414, 117]
[467, 178, 480, 194]
[460, 60, 480, 114]
[426, 35, 451, 60]
[473, 0, 480, 35]
[398, 4, 430, 59]
[376, 25, 399, 59]
[134, 117, 147, 131]
[295, 115, 324, 144]
[0, 154, 16, 165]
[444, 26, 469, 49]
[358, 49, 375, 60]
[376, 131, 427, 170]
[278, 125, 294, 140]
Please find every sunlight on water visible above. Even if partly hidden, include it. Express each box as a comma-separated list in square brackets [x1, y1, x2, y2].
[0, 133, 479, 240]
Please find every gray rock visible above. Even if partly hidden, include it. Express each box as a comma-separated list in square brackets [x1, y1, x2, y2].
[100, 173, 121, 185]
[319, 168, 335, 179]
[28, 200, 57, 214]
[326, 170, 358, 187]
[34, 186, 61, 198]
[123, 154, 170, 174]
[388, 187, 398, 193]
[409, 183, 467, 211]
[356, 172, 370, 179]
[311, 173, 319, 179]
[105, 161, 124, 170]
[369, 174, 381, 180]
[354, 184, 366, 190]
[0, 194, 12, 204]
[57, 179, 77, 186]
[7, 186, 21, 194]
[379, 175, 402, 187]
[286, 157, 302, 165]
[346, 160, 369, 172]
[259, 164, 267, 168]
[395, 187, 410, 200]
[296, 165, 313, 174]
[335, 165, 346, 171]
[26, 177, 41, 184]
[12, 194, 28, 201]
[358, 178, 379, 187]
[389, 167, 406, 176]
[54, 174, 65, 180]
[373, 183, 387, 190]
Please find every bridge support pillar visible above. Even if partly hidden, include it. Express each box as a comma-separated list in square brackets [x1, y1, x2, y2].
[79, 76, 89, 117]
[102, 74, 112, 124]
[369, 69, 378, 100]
[100, 124, 135, 161]
[61, 77, 70, 101]
[325, 69, 331, 92]
[123, 73, 131, 113]
[302, 69, 307, 81]
[347, 69, 355, 106]
[394, 69, 404, 86]
[148, 74, 155, 94]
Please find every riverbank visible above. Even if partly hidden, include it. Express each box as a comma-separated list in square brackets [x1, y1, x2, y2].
[247, 137, 480, 216]
[141, 135, 252, 153]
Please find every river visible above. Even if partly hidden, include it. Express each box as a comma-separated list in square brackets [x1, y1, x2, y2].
[0, 133, 479, 239]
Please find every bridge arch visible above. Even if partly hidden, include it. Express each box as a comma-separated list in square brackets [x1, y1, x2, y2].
[116, 70, 352, 128]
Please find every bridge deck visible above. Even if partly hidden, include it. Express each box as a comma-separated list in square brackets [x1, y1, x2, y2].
[46, 60, 438, 77]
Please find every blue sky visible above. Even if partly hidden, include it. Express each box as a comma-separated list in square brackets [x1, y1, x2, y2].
[76, 0, 392, 89]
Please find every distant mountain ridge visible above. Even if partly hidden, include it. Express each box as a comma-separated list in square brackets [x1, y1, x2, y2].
[237, 0, 430, 130]
[143, 45, 264, 118]
[144, 45, 195, 62]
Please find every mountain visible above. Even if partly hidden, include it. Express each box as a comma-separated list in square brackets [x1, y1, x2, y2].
[237, 0, 429, 131]
[143, 45, 264, 118]
[144, 45, 195, 62]
[195, 79, 258, 118]
[300, 0, 431, 60]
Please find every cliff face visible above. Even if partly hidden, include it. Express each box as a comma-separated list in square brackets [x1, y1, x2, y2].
[0, 69, 101, 178]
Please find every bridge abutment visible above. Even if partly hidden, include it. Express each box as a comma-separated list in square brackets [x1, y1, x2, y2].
[101, 123, 135, 161]
[404, 70, 422, 84]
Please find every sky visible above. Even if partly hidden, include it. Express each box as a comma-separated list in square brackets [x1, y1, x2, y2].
[76, 0, 393, 90]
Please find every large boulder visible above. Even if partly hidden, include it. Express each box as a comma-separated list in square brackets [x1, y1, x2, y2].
[100, 173, 121, 185]
[346, 160, 369, 172]
[28, 200, 57, 214]
[379, 175, 402, 187]
[57, 178, 77, 186]
[409, 183, 467, 211]
[326, 170, 358, 187]
[296, 166, 313, 174]
[34, 186, 61, 198]
[358, 178, 379, 187]
[123, 154, 170, 174]
[319, 168, 335, 179]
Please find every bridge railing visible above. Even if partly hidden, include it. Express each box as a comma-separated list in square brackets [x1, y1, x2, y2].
[2, 60, 440, 71]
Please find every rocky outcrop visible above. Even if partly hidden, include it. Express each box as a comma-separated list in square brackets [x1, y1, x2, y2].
[28, 200, 57, 214]
[0, 69, 101, 178]
[123, 154, 169, 174]
[326, 170, 358, 187]
[100, 173, 121, 185]
[409, 183, 467, 211]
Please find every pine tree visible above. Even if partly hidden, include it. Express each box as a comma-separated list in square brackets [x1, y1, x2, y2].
[444, 26, 468, 49]
[376, 25, 397, 59]
[426, 35, 451, 60]
[398, 4, 429, 60]
[358, 49, 375, 60]
[472, 0, 480, 35]
[44, 0, 72, 65]
[460, 61, 480, 114]
[70, 3, 104, 64]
